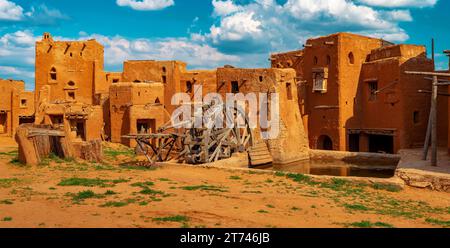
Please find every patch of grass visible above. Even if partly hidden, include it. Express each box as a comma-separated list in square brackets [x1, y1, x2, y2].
[291, 207, 301, 211]
[425, 218, 450, 227]
[229, 176, 242, 180]
[274, 171, 286, 177]
[139, 188, 165, 196]
[158, 178, 170, 182]
[9, 158, 24, 166]
[2, 217, 13, 222]
[265, 179, 274, 183]
[100, 201, 129, 208]
[58, 178, 128, 188]
[68, 190, 105, 203]
[266, 204, 275, 209]
[0, 150, 18, 157]
[153, 215, 189, 223]
[346, 221, 394, 228]
[131, 181, 155, 188]
[0, 178, 20, 188]
[257, 210, 269, 214]
[371, 183, 402, 193]
[344, 203, 370, 211]
[181, 185, 228, 192]
[104, 148, 135, 159]
[105, 190, 117, 196]
[0, 199, 13, 205]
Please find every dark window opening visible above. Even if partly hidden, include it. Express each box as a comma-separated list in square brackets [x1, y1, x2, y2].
[50, 115, 64, 125]
[137, 119, 156, 134]
[349, 134, 360, 152]
[68, 81, 76, 87]
[314, 56, 318, 65]
[413, 111, 420, 124]
[348, 52, 355, 64]
[70, 52, 73, 57]
[112, 79, 119, 83]
[286, 83, 293, 100]
[259, 76, 263, 82]
[68, 92, 75, 101]
[326, 55, 331, 65]
[155, 98, 161, 104]
[186, 81, 193, 93]
[71, 120, 86, 141]
[162, 67, 167, 73]
[231, 81, 239, 93]
[19, 116, 35, 125]
[162, 76, 167, 84]
[369, 135, 394, 154]
[50, 68, 57, 81]
[21, 99, 27, 107]
[0, 113, 7, 134]
[317, 135, 333, 150]
[368, 81, 378, 101]
[133, 80, 141, 83]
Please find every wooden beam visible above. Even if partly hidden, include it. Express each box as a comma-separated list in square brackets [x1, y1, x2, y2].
[405, 71, 450, 77]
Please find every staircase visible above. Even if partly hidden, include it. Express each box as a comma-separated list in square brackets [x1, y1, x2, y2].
[248, 140, 273, 167]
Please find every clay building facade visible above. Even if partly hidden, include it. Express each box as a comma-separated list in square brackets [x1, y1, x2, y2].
[34, 33, 111, 142]
[216, 68, 310, 164]
[109, 82, 168, 147]
[271, 32, 447, 154]
[0, 79, 35, 137]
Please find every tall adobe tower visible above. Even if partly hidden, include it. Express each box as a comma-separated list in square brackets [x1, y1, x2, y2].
[35, 32, 106, 105]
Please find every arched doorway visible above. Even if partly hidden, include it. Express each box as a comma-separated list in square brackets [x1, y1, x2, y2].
[317, 135, 333, 150]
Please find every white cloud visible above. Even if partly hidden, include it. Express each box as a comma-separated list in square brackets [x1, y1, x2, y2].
[0, 0, 24, 21]
[197, 0, 419, 56]
[358, 0, 438, 8]
[212, 0, 242, 16]
[0, 66, 34, 79]
[78, 33, 240, 68]
[116, 0, 174, 11]
[0, 30, 242, 88]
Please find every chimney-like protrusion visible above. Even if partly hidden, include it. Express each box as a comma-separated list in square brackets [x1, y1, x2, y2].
[43, 32, 53, 42]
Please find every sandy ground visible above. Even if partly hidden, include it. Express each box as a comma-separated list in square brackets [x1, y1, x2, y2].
[0, 138, 449, 228]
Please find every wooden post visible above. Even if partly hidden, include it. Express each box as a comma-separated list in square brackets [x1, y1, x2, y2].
[431, 76, 438, 166]
[423, 110, 432, 160]
[432, 38, 435, 66]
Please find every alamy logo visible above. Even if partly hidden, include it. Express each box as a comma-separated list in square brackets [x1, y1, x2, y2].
[171, 85, 280, 140]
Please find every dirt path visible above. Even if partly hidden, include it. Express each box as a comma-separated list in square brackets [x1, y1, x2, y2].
[0, 140, 449, 228]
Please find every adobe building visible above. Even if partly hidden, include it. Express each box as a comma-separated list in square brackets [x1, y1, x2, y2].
[0, 79, 35, 137]
[109, 82, 169, 147]
[34, 33, 111, 142]
[271, 32, 447, 154]
[349, 44, 447, 153]
[216, 67, 310, 164]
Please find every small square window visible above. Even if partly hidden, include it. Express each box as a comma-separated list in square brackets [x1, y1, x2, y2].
[21, 99, 27, 107]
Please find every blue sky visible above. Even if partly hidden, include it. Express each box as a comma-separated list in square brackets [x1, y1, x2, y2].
[0, 0, 448, 90]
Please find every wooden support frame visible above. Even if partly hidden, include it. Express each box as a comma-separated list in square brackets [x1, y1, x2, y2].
[404, 71, 450, 166]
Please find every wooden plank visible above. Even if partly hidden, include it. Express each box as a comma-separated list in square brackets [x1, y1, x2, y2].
[405, 71, 450, 77]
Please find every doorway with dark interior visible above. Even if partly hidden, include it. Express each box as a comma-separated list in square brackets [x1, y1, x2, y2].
[317, 135, 333, 150]
[368, 135, 394, 154]
[0, 112, 7, 134]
